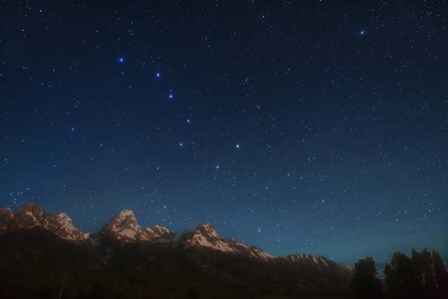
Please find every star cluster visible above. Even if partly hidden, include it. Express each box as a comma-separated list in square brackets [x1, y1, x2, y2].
[0, 1, 447, 264]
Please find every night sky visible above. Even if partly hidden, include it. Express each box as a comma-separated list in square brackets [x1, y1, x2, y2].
[1, 1, 447, 265]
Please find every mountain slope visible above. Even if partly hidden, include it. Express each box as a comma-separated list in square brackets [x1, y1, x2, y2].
[0, 203, 87, 241]
[0, 203, 354, 299]
[90, 209, 174, 244]
[181, 222, 275, 261]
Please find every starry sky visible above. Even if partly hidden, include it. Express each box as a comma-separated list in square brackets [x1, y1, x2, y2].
[1, 1, 447, 265]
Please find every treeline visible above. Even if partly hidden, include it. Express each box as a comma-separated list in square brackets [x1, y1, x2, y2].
[351, 249, 448, 299]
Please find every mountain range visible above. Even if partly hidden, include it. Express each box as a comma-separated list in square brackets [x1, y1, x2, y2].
[0, 203, 354, 299]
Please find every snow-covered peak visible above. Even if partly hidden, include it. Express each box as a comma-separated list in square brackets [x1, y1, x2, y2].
[0, 204, 87, 241]
[142, 224, 176, 244]
[106, 209, 140, 231]
[116, 209, 136, 218]
[197, 222, 214, 229]
[103, 210, 141, 240]
[110, 209, 137, 224]
[56, 212, 73, 225]
[181, 223, 275, 261]
[17, 203, 44, 219]
[92, 210, 179, 244]
[98, 209, 154, 242]
[152, 224, 169, 233]
[195, 222, 220, 238]
[51, 212, 88, 240]
[145, 224, 171, 237]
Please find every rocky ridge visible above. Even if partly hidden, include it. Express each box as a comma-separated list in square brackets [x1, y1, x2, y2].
[0, 203, 352, 270]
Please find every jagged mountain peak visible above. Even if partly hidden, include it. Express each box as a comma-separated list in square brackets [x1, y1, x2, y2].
[197, 222, 214, 229]
[98, 209, 143, 242]
[0, 204, 86, 241]
[98, 209, 175, 243]
[108, 210, 139, 228]
[146, 224, 171, 235]
[143, 224, 176, 244]
[56, 212, 72, 223]
[116, 209, 136, 218]
[180, 223, 275, 261]
[194, 222, 220, 238]
[17, 202, 45, 217]
[0, 203, 349, 271]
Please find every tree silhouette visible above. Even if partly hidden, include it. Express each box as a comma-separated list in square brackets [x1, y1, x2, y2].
[412, 249, 434, 289]
[384, 249, 448, 299]
[432, 250, 448, 298]
[351, 256, 382, 299]
[384, 251, 415, 298]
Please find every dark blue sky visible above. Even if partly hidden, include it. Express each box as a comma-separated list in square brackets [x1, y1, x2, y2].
[1, 0, 447, 265]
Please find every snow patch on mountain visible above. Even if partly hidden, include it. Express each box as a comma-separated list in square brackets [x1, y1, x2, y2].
[0, 203, 352, 273]
[94, 209, 174, 243]
[0, 203, 87, 241]
[181, 223, 275, 261]
[285, 254, 353, 273]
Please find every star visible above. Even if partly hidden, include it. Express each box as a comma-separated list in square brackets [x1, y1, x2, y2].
[2, 0, 444, 269]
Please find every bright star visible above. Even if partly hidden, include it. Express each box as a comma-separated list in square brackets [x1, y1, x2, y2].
[360, 30, 366, 36]
[156, 72, 160, 78]
[179, 142, 184, 147]
[186, 119, 191, 124]
[235, 144, 240, 149]
[215, 165, 220, 170]
[168, 93, 174, 100]
[118, 57, 125, 64]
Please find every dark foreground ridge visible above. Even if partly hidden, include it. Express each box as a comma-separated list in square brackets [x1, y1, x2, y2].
[0, 203, 353, 299]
